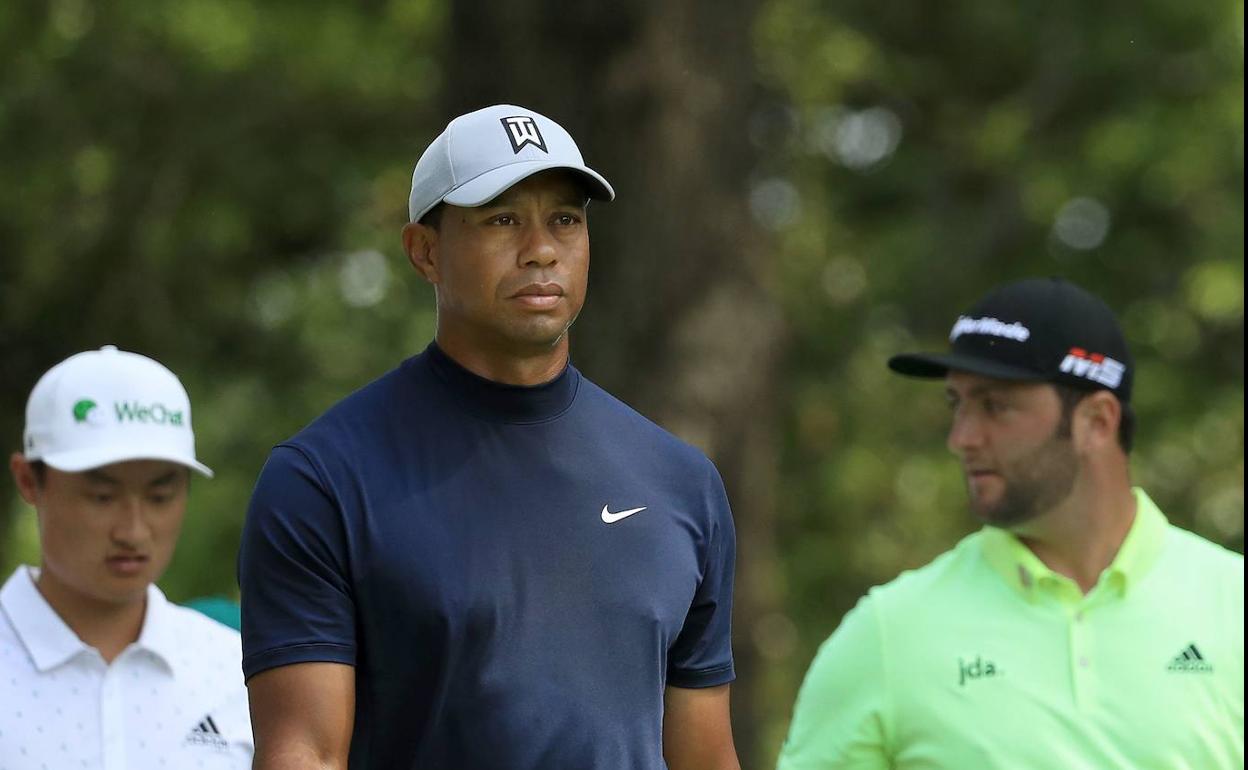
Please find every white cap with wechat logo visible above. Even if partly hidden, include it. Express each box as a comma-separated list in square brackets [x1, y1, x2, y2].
[408, 103, 615, 223]
[22, 345, 213, 477]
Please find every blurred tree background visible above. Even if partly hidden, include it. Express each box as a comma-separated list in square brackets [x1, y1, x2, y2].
[1, 1, 1241, 766]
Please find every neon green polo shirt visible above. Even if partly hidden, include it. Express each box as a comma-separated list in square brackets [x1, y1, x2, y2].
[777, 488, 1243, 770]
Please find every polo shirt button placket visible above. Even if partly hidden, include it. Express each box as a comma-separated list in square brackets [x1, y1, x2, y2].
[101, 656, 126, 770]
[1066, 594, 1093, 708]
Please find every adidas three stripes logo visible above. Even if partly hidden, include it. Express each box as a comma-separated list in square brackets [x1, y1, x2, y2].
[186, 714, 229, 749]
[1166, 643, 1214, 673]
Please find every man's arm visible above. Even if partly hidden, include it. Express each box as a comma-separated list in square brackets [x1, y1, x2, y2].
[239, 447, 359, 768]
[249, 662, 355, 770]
[663, 683, 741, 770]
[775, 596, 890, 770]
[664, 460, 739, 768]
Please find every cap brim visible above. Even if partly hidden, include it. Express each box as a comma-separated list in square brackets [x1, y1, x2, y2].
[39, 447, 214, 478]
[443, 160, 615, 209]
[887, 352, 1048, 382]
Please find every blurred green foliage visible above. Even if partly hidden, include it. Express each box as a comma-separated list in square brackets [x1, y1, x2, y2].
[0, 1, 1241, 767]
[1, 0, 444, 597]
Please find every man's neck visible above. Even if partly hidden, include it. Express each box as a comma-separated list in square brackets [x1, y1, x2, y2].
[35, 569, 147, 664]
[1014, 482, 1138, 595]
[435, 332, 570, 386]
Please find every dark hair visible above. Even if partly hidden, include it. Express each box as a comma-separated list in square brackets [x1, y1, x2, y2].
[1053, 384, 1135, 453]
[419, 202, 445, 230]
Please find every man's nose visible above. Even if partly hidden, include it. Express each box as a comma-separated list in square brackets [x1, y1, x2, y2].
[946, 409, 984, 457]
[518, 223, 558, 267]
[111, 497, 151, 546]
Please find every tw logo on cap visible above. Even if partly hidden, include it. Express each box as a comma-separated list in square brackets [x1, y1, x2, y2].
[1059, 347, 1125, 389]
[501, 116, 547, 154]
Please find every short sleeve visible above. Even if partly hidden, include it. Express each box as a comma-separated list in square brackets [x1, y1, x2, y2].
[775, 596, 890, 770]
[237, 445, 356, 679]
[666, 461, 736, 688]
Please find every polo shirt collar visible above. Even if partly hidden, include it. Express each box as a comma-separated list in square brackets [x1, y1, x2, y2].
[0, 566, 181, 675]
[1, 567, 87, 671]
[980, 487, 1167, 600]
[135, 584, 182, 675]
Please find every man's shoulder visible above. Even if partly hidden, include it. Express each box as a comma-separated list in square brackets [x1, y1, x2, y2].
[805, 538, 986, 684]
[863, 532, 988, 615]
[296, 360, 418, 440]
[574, 374, 715, 473]
[1158, 523, 1244, 605]
[268, 358, 429, 474]
[157, 603, 248, 699]
[166, 600, 243, 637]
[1163, 523, 1243, 571]
[162, 602, 244, 663]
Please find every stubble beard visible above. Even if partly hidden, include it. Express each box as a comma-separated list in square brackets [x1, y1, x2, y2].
[503, 296, 584, 352]
[969, 429, 1080, 528]
[500, 311, 576, 353]
[440, 300, 579, 358]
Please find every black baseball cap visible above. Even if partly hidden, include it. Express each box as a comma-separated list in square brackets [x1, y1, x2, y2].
[888, 277, 1134, 403]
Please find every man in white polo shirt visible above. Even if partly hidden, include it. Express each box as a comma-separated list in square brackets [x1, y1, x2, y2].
[1, 345, 252, 768]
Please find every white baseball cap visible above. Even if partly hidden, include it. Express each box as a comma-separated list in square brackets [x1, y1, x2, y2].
[408, 104, 615, 223]
[22, 346, 213, 477]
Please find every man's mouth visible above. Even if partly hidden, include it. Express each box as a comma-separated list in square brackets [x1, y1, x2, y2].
[105, 554, 150, 576]
[512, 283, 565, 308]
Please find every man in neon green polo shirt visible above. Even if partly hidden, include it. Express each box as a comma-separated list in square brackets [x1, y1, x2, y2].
[777, 278, 1243, 770]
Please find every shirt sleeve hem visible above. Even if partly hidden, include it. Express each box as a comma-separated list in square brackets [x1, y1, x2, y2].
[242, 642, 356, 681]
[666, 662, 736, 689]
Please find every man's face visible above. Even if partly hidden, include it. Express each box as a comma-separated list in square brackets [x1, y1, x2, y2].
[409, 170, 590, 357]
[11, 457, 189, 608]
[944, 372, 1079, 528]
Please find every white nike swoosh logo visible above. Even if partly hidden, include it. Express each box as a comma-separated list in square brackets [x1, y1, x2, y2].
[601, 505, 647, 524]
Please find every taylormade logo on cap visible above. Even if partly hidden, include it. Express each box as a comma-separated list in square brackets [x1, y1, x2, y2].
[949, 316, 1031, 343]
[22, 346, 213, 477]
[407, 104, 615, 223]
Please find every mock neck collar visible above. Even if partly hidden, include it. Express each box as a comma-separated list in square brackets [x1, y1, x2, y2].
[420, 342, 580, 424]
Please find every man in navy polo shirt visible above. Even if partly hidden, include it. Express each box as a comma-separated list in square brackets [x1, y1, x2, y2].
[239, 104, 741, 769]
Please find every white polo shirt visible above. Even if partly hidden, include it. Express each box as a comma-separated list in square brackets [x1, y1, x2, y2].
[0, 567, 253, 769]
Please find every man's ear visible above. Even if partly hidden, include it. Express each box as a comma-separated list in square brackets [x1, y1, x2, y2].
[1073, 391, 1121, 454]
[402, 222, 440, 285]
[10, 453, 41, 506]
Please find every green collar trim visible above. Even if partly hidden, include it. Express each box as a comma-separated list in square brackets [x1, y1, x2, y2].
[980, 488, 1167, 600]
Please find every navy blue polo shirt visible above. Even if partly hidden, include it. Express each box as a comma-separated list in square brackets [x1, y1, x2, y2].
[238, 343, 736, 769]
